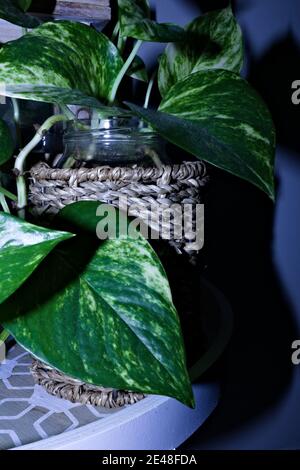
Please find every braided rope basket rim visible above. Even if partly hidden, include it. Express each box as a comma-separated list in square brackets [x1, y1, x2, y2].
[31, 359, 145, 409]
[29, 160, 208, 408]
[30, 160, 208, 254]
[30, 160, 208, 184]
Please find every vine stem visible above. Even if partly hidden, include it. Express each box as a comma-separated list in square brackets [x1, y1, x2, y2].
[0, 329, 9, 343]
[117, 33, 126, 54]
[109, 40, 143, 104]
[0, 328, 9, 360]
[11, 97, 22, 147]
[59, 104, 76, 120]
[15, 114, 68, 219]
[144, 69, 157, 109]
[0, 193, 10, 214]
[0, 186, 17, 202]
[11, 98, 20, 123]
[111, 21, 120, 43]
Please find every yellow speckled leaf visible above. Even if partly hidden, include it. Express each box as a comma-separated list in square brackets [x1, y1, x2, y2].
[2, 202, 194, 407]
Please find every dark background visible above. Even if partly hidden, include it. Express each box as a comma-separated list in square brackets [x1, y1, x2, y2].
[144, 0, 300, 450]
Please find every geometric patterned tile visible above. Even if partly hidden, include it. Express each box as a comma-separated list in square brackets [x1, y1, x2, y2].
[0, 344, 118, 449]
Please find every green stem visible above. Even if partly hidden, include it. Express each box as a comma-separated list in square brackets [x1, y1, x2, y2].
[0, 186, 17, 202]
[111, 21, 120, 42]
[15, 114, 68, 219]
[0, 329, 9, 343]
[0, 328, 9, 359]
[117, 34, 126, 54]
[144, 69, 157, 109]
[12, 97, 22, 147]
[11, 98, 20, 123]
[109, 40, 143, 104]
[0, 193, 10, 214]
[59, 104, 76, 120]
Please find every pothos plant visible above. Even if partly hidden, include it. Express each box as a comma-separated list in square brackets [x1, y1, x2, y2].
[0, 1, 275, 407]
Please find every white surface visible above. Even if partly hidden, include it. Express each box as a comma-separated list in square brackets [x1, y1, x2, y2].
[16, 382, 219, 450]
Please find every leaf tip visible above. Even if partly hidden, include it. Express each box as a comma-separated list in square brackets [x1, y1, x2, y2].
[269, 189, 276, 203]
[264, 179, 275, 202]
[188, 394, 196, 409]
[177, 382, 195, 408]
[62, 231, 76, 241]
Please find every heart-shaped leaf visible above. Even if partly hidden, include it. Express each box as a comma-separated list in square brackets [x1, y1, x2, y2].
[0, 0, 39, 28]
[118, 0, 185, 42]
[1, 202, 194, 407]
[128, 56, 148, 82]
[127, 69, 275, 199]
[0, 118, 14, 166]
[159, 6, 243, 97]
[0, 21, 124, 104]
[0, 213, 73, 305]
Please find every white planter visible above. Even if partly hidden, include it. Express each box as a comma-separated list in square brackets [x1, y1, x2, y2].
[17, 383, 219, 450]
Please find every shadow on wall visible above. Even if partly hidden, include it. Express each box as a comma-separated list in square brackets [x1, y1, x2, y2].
[180, 0, 296, 448]
[182, 0, 232, 12]
[29, 0, 57, 14]
[248, 33, 300, 157]
[183, 166, 295, 446]
[182, 0, 272, 14]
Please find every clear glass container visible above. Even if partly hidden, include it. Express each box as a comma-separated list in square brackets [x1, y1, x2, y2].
[57, 116, 170, 168]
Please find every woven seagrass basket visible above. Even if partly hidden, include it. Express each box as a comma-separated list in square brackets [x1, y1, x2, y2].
[28, 160, 208, 408]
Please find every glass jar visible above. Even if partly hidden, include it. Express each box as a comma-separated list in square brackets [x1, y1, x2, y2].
[56, 116, 170, 168]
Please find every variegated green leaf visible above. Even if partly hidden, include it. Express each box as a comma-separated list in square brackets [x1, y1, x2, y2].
[158, 6, 243, 97]
[3, 85, 130, 117]
[123, 20, 186, 43]
[118, 0, 150, 25]
[0, 0, 39, 27]
[118, 0, 149, 38]
[0, 21, 124, 104]
[128, 56, 148, 82]
[0, 118, 14, 165]
[127, 69, 275, 199]
[2, 202, 194, 407]
[118, 0, 185, 42]
[0, 213, 73, 305]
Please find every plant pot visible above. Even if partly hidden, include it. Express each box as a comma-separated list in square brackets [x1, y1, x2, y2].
[28, 159, 208, 404]
[30, 160, 208, 255]
[0, 279, 232, 450]
[26, 117, 210, 407]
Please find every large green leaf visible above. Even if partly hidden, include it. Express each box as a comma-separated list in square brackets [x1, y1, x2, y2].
[0, 21, 124, 104]
[122, 20, 186, 43]
[118, 0, 150, 31]
[0, 0, 39, 28]
[127, 69, 275, 199]
[3, 85, 130, 117]
[158, 6, 243, 97]
[1, 202, 194, 407]
[0, 118, 14, 165]
[0, 213, 73, 305]
[118, 0, 185, 42]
